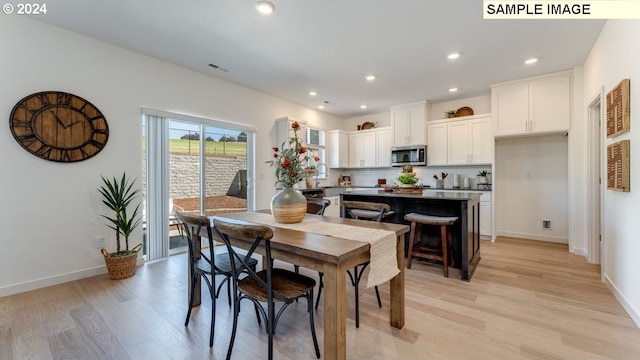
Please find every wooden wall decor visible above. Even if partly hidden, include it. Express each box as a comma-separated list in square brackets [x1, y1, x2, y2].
[606, 79, 630, 138]
[9, 91, 109, 162]
[607, 140, 630, 192]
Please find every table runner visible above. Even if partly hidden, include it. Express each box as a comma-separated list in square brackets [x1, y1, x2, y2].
[220, 212, 400, 288]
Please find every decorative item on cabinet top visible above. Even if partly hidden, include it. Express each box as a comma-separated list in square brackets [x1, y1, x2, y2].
[455, 106, 474, 117]
[357, 121, 377, 130]
[443, 107, 474, 119]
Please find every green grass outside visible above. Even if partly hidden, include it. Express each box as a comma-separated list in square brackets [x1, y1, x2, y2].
[142, 138, 247, 157]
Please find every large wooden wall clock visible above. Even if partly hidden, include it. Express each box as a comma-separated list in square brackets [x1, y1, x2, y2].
[9, 91, 109, 162]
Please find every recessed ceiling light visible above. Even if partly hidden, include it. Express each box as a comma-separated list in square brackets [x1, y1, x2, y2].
[256, 1, 275, 15]
[447, 53, 460, 60]
[309, 91, 317, 96]
[365, 75, 376, 81]
[360, 105, 367, 109]
[525, 58, 538, 65]
[449, 88, 458, 92]
[318, 105, 325, 109]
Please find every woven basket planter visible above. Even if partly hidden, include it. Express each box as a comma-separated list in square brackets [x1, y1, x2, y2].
[101, 244, 142, 280]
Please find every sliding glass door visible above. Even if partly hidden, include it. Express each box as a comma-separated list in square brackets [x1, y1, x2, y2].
[167, 120, 203, 254]
[142, 110, 254, 261]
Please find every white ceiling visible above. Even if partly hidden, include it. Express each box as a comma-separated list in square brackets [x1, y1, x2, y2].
[34, 0, 605, 118]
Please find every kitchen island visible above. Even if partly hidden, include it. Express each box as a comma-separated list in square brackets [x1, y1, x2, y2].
[341, 189, 481, 281]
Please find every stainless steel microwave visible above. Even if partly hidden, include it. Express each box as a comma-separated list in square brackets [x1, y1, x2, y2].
[391, 145, 426, 167]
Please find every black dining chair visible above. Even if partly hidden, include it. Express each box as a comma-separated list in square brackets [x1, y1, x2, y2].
[338, 200, 394, 327]
[310, 200, 389, 328]
[306, 197, 331, 215]
[175, 212, 258, 347]
[293, 197, 331, 306]
[213, 218, 320, 360]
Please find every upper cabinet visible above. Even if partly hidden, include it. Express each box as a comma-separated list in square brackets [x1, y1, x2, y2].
[349, 131, 376, 168]
[375, 128, 392, 167]
[328, 127, 391, 169]
[426, 114, 492, 166]
[426, 123, 447, 166]
[468, 118, 493, 164]
[492, 71, 572, 137]
[390, 101, 430, 146]
[326, 130, 349, 168]
[275, 117, 306, 148]
[348, 127, 391, 168]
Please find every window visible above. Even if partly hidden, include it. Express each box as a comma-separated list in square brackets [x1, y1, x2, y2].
[306, 126, 326, 177]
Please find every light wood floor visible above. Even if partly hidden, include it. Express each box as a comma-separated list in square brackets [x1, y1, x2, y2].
[2, 237, 640, 360]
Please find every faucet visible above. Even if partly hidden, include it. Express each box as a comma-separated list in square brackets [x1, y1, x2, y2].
[314, 163, 327, 189]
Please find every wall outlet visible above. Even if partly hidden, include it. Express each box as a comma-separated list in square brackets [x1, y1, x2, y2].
[542, 220, 552, 230]
[96, 236, 105, 248]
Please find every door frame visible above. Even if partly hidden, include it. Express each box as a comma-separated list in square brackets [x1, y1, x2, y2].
[586, 87, 605, 272]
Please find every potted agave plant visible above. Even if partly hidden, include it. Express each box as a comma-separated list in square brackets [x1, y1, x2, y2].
[98, 173, 143, 280]
[396, 165, 420, 188]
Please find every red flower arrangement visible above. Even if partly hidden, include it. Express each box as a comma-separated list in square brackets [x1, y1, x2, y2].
[267, 121, 313, 187]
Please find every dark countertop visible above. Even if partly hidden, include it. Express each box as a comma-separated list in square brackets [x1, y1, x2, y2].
[339, 188, 482, 201]
[321, 185, 490, 197]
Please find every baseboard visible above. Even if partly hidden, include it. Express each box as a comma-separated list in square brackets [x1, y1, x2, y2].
[604, 273, 640, 328]
[0, 257, 145, 298]
[496, 230, 568, 244]
[571, 247, 587, 257]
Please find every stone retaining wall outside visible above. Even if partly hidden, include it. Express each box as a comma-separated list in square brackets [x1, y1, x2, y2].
[142, 154, 247, 199]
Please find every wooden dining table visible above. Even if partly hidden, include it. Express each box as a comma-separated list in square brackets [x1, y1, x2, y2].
[193, 211, 409, 360]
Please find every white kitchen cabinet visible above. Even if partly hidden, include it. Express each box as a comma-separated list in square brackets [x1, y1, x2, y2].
[345, 127, 391, 168]
[275, 117, 306, 148]
[375, 128, 392, 167]
[529, 75, 571, 133]
[324, 196, 340, 217]
[443, 190, 492, 238]
[480, 200, 491, 238]
[469, 118, 493, 164]
[447, 121, 470, 165]
[426, 123, 447, 166]
[491, 83, 528, 136]
[349, 131, 376, 168]
[426, 114, 492, 166]
[390, 101, 429, 146]
[492, 71, 571, 137]
[275, 117, 305, 144]
[448, 116, 492, 165]
[326, 130, 349, 168]
[479, 192, 492, 238]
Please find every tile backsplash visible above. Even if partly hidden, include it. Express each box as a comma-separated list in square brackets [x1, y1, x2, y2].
[317, 165, 491, 189]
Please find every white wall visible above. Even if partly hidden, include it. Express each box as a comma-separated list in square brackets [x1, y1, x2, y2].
[0, 16, 343, 296]
[495, 135, 569, 243]
[581, 20, 640, 326]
